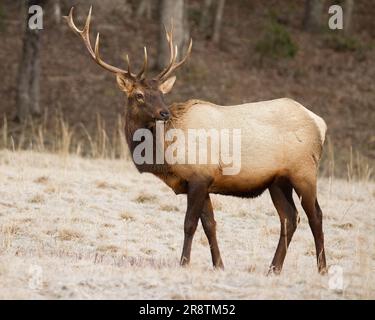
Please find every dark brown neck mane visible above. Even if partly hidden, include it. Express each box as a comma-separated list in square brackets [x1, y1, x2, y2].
[124, 99, 212, 174]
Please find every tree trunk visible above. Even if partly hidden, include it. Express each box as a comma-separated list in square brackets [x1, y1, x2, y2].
[15, 0, 44, 122]
[212, 0, 225, 44]
[137, 0, 152, 19]
[303, 0, 324, 32]
[344, 0, 354, 33]
[52, 0, 61, 24]
[199, 0, 213, 31]
[157, 0, 188, 70]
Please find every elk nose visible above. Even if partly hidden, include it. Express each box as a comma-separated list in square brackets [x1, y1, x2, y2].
[159, 110, 170, 120]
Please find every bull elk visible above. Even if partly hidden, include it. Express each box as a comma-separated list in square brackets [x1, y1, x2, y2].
[65, 7, 327, 274]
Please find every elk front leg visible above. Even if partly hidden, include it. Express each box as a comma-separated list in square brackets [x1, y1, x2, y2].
[201, 196, 224, 269]
[180, 180, 209, 266]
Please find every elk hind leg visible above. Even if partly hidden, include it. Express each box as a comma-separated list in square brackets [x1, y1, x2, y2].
[268, 179, 299, 275]
[293, 176, 327, 274]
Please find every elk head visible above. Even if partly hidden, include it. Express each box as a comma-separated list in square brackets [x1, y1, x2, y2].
[65, 6, 192, 122]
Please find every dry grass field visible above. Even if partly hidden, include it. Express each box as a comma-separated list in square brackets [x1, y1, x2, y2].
[0, 150, 374, 299]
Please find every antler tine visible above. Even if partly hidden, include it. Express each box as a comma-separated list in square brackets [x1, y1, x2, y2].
[136, 47, 148, 80]
[159, 38, 193, 81]
[65, 7, 94, 59]
[94, 33, 104, 67]
[167, 23, 175, 64]
[125, 54, 131, 75]
[156, 24, 177, 80]
[165, 21, 175, 64]
[83, 5, 92, 33]
[65, 7, 81, 34]
[65, 6, 131, 76]
[156, 19, 193, 81]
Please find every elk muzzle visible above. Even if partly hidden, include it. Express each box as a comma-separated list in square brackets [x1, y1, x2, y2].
[158, 110, 170, 121]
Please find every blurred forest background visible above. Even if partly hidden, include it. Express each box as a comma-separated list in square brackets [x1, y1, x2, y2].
[0, 0, 374, 179]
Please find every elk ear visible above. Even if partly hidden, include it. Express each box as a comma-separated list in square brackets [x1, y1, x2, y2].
[116, 75, 133, 95]
[159, 76, 176, 95]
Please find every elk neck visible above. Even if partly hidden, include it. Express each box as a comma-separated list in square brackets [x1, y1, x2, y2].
[124, 101, 171, 175]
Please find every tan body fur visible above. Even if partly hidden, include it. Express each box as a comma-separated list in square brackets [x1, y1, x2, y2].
[160, 98, 327, 199]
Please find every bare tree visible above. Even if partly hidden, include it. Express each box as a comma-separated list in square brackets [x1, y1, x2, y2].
[303, 0, 324, 32]
[157, 0, 189, 70]
[199, 0, 226, 43]
[199, 0, 213, 31]
[344, 0, 354, 33]
[137, 0, 152, 19]
[212, 0, 226, 44]
[15, 0, 45, 122]
[52, 0, 61, 24]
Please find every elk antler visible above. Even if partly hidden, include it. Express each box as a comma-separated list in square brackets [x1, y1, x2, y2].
[65, 6, 148, 80]
[156, 24, 193, 81]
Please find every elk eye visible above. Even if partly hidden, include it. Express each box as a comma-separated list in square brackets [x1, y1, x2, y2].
[135, 93, 144, 101]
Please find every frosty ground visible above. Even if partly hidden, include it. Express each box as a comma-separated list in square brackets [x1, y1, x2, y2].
[0, 151, 373, 299]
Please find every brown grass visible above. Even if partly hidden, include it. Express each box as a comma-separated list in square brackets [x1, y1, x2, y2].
[57, 229, 83, 241]
[96, 244, 119, 253]
[34, 176, 49, 184]
[134, 193, 158, 204]
[119, 211, 136, 222]
[28, 194, 45, 204]
[159, 204, 180, 212]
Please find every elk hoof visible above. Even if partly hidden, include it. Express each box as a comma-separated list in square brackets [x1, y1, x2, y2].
[318, 266, 328, 275]
[267, 265, 281, 276]
[213, 259, 224, 270]
[180, 256, 190, 266]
